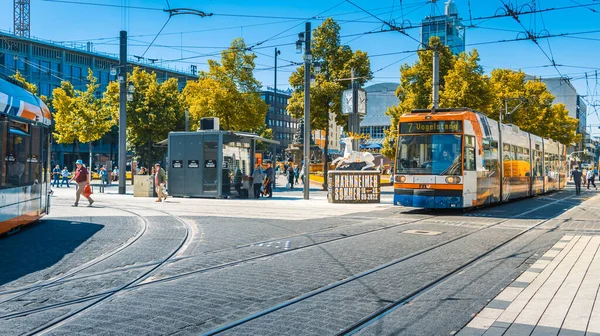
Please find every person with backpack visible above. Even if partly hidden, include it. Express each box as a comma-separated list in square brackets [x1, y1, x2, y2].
[70, 160, 93, 207]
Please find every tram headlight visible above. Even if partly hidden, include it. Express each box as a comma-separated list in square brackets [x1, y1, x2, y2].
[395, 175, 406, 183]
[445, 176, 461, 184]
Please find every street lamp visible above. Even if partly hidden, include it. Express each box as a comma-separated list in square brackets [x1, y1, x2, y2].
[297, 23, 312, 200]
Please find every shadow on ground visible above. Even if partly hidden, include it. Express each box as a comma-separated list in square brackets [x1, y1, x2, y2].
[0, 220, 104, 286]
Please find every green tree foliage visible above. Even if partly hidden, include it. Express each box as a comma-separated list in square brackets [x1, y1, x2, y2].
[288, 18, 372, 130]
[52, 70, 113, 159]
[381, 41, 580, 159]
[440, 49, 492, 112]
[183, 38, 267, 132]
[287, 18, 372, 188]
[103, 67, 185, 165]
[380, 37, 453, 158]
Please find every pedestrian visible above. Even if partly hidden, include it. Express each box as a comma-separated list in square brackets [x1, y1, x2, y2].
[572, 166, 583, 195]
[70, 159, 93, 207]
[154, 163, 167, 202]
[61, 166, 71, 187]
[294, 165, 299, 185]
[587, 169, 597, 190]
[99, 166, 108, 186]
[287, 164, 295, 189]
[264, 161, 274, 198]
[251, 164, 264, 199]
[112, 166, 119, 182]
[52, 165, 61, 187]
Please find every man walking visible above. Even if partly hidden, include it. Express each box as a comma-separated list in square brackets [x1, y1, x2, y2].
[52, 165, 61, 187]
[71, 160, 93, 207]
[264, 161, 274, 198]
[154, 163, 167, 202]
[587, 168, 597, 190]
[572, 166, 583, 195]
[251, 164, 264, 199]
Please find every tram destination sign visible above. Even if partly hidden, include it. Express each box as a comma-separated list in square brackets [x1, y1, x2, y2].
[400, 121, 462, 134]
[328, 171, 380, 204]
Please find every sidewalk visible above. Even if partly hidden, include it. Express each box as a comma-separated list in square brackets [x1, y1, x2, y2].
[459, 234, 600, 336]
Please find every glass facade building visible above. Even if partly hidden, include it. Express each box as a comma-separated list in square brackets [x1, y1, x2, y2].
[0, 31, 197, 170]
[260, 90, 299, 156]
[421, 0, 465, 55]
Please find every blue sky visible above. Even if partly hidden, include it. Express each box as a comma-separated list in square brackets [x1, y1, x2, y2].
[1, 0, 600, 127]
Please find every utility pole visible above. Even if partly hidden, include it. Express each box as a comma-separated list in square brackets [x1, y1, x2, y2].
[303, 22, 311, 200]
[351, 68, 360, 151]
[185, 109, 189, 131]
[274, 47, 280, 170]
[118, 30, 127, 195]
[432, 48, 440, 110]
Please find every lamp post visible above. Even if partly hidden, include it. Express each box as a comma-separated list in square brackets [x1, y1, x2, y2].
[118, 30, 127, 195]
[273, 47, 280, 177]
[297, 23, 312, 200]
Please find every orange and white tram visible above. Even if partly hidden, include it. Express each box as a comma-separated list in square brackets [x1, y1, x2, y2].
[0, 76, 52, 235]
[393, 108, 567, 209]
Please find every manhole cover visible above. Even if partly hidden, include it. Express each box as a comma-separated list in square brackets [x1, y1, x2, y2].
[403, 229, 443, 236]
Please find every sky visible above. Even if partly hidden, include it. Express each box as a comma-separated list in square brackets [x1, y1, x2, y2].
[1, 0, 600, 129]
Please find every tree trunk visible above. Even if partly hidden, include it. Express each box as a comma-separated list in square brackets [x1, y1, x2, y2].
[322, 116, 330, 191]
[75, 140, 80, 160]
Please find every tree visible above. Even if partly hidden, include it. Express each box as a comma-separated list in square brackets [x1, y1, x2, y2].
[52, 69, 113, 159]
[381, 37, 454, 158]
[487, 69, 580, 145]
[287, 18, 372, 189]
[440, 49, 492, 113]
[183, 38, 267, 132]
[103, 67, 185, 166]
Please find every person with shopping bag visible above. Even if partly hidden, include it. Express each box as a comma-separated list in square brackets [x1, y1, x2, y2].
[70, 159, 94, 207]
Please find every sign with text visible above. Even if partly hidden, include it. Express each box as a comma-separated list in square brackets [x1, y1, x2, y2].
[172, 160, 183, 168]
[188, 160, 199, 168]
[400, 120, 462, 134]
[328, 171, 380, 203]
[204, 160, 216, 168]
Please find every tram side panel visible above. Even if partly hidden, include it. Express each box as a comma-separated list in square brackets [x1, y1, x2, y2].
[475, 116, 501, 206]
[500, 124, 531, 201]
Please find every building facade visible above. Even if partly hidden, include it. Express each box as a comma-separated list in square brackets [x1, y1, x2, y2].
[535, 76, 589, 157]
[312, 112, 342, 153]
[359, 83, 399, 147]
[421, 0, 465, 55]
[260, 89, 299, 157]
[0, 31, 197, 170]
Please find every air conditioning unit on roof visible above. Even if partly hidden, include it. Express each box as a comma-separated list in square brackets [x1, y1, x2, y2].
[199, 117, 219, 131]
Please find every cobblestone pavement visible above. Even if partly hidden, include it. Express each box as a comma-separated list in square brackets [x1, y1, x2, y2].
[0, 183, 598, 335]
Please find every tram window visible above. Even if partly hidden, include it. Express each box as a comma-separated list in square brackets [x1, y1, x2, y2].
[6, 129, 30, 188]
[464, 147, 476, 171]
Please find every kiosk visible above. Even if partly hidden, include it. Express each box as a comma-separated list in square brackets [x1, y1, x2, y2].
[167, 131, 279, 198]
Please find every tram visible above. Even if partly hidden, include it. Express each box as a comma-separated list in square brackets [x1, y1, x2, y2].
[393, 108, 567, 209]
[0, 76, 52, 235]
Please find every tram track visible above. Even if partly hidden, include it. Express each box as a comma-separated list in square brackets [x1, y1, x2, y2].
[200, 195, 576, 335]
[0, 211, 428, 298]
[17, 207, 193, 336]
[0, 208, 149, 304]
[0, 213, 436, 321]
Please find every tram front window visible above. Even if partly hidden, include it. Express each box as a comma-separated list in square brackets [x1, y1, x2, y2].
[395, 134, 462, 175]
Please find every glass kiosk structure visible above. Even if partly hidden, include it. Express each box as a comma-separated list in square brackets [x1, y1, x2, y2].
[167, 131, 279, 198]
